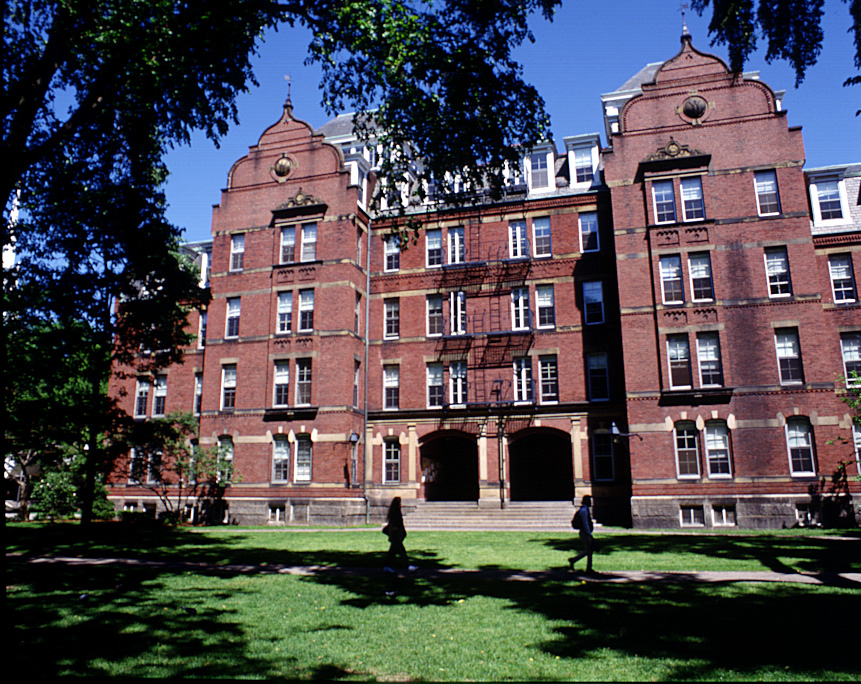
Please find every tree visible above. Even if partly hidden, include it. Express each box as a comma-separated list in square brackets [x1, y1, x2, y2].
[125, 412, 237, 524]
[692, 0, 860, 92]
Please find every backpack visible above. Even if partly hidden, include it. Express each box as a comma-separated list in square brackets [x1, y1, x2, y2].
[571, 513, 582, 530]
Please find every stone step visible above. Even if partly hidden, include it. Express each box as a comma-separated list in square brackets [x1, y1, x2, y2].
[402, 501, 577, 531]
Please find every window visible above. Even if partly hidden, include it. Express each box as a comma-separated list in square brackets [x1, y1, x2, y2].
[384, 365, 399, 410]
[712, 505, 736, 526]
[828, 254, 857, 304]
[427, 363, 444, 407]
[294, 436, 312, 482]
[511, 287, 530, 330]
[659, 255, 684, 305]
[775, 328, 804, 385]
[688, 253, 714, 301]
[353, 361, 360, 408]
[696, 332, 723, 387]
[764, 247, 792, 297]
[667, 335, 692, 389]
[218, 434, 234, 467]
[426, 229, 442, 267]
[841, 333, 861, 386]
[300, 222, 317, 261]
[674, 422, 700, 478]
[587, 352, 609, 401]
[704, 421, 731, 477]
[536, 285, 555, 328]
[221, 365, 236, 410]
[298, 289, 314, 332]
[533, 217, 552, 257]
[754, 170, 780, 215]
[448, 227, 465, 264]
[854, 423, 861, 473]
[513, 357, 533, 402]
[427, 295, 443, 336]
[509, 221, 528, 258]
[384, 298, 400, 339]
[539, 355, 558, 403]
[134, 380, 149, 418]
[129, 448, 159, 485]
[680, 177, 705, 221]
[225, 298, 240, 338]
[230, 234, 245, 271]
[814, 179, 844, 221]
[384, 441, 401, 484]
[583, 281, 604, 325]
[198, 312, 207, 348]
[579, 212, 599, 253]
[680, 506, 705, 527]
[273, 361, 290, 407]
[450, 361, 467, 405]
[450, 291, 467, 335]
[277, 292, 292, 334]
[530, 153, 549, 188]
[295, 359, 312, 405]
[273, 435, 290, 482]
[652, 180, 676, 223]
[355, 293, 362, 335]
[591, 433, 614, 481]
[194, 373, 203, 416]
[280, 226, 296, 263]
[152, 375, 167, 416]
[574, 147, 594, 184]
[384, 236, 400, 271]
[786, 418, 816, 475]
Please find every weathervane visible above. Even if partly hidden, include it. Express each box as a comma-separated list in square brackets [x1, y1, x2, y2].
[680, 1, 690, 37]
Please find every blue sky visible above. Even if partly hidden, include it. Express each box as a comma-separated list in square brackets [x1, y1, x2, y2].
[165, 0, 860, 244]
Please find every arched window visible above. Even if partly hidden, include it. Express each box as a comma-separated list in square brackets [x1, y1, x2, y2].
[704, 421, 731, 478]
[785, 418, 816, 476]
[273, 435, 289, 482]
[674, 421, 700, 478]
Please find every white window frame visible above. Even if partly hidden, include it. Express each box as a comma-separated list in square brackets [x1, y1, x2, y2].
[659, 255, 684, 305]
[696, 332, 723, 388]
[427, 295, 443, 337]
[427, 363, 444, 408]
[273, 361, 290, 407]
[277, 291, 292, 334]
[426, 229, 442, 267]
[384, 236, 400, 272]
[578, 212, 599, 253]
[134, 379, 150, 418]
[573, 146, 595, 185]
[448, 227, 465, 264]
[298, 289, 314, 332]
[509, 221, 528, 259]
[667, 335, 692, 390]
[688, 252, 714, 302]
[539, 355, 558, 404]
[529, 152, 550, 189]
[450, 361, 467, 405]
[152, 374, 167, 417]
[294, 436, 312, 482]
[652, 179, 676, 224]
[280, 226, 296, 264]
[785, 418, 816, 476]
[582, 281, 604, 325]
[384, 441, 401, 484]
[221, 365, 236, 410]
[384, 298, 400, 339]
[295, 359, 312, 406]
[383, 365, 399, 410]
[775, 328, 804, 385]
[754, 170, 781, 216]
[840, 333, 861, 387]
[680, 506, 705, 527]
[450, 291, 467, 335]
[680, 177, 705, 222]
[198, 312, 207, 349]
[511, 287, 530, 330]
[300, 222, 317, 262]
[674, 422, 700, 479]
[712, 505, 736, 527]
[536, 285, 555, 329]
[193, 373, 203, 416]
[272, 436, 290, 482]
[513, 357, 533, 403]
[704, 421, 732, 478]
[809, 176, 851, 227]
[532, 217, 552, 258]
[764, 247, 791, 298]
[225, 298, 240, 338]
[230, 233, 245, 271]
[828, 254, 857, 304]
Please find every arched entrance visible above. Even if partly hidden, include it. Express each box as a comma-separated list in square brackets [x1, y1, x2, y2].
[420, 433, 479, 501]
[509, 430, 573, 501]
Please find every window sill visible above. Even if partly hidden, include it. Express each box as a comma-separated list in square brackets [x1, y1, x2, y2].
[263, 406, 318, 421]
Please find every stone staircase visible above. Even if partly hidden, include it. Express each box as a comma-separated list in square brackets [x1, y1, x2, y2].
[402, 501, 576, 531]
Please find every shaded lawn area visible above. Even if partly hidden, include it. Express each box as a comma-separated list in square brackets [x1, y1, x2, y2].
[6, 524, 861, 681]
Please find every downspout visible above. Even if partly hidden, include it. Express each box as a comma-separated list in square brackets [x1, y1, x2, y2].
[363, 216, 372, 524]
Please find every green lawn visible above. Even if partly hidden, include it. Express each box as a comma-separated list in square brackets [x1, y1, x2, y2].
[6, 523, 861, 681]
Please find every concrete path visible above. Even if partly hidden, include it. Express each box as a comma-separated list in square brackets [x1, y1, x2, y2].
[13, 554, 861, 587]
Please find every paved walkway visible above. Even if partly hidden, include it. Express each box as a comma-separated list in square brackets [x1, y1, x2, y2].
[13, 554, 861, 587]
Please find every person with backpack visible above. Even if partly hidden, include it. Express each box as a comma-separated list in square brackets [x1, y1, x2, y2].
[569, 495, 596, 575]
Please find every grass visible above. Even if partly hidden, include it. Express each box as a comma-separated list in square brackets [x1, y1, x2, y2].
[6, 523, 861, 681]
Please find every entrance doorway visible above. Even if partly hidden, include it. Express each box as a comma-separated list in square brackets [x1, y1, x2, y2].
[509, 430, 573, 501]
[420, 433, 479, 501]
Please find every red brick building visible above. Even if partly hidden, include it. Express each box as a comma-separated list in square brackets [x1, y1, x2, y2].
[109, 33, 860, 528]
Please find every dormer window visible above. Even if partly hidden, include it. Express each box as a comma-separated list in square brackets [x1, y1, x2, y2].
[529, 153, 550, 189]
[808, 172, 852, 228]
[564, 134, 600, 190]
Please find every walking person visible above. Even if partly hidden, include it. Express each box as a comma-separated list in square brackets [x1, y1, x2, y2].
[383, 497, 414, 572]
[569, 495, 596, 575]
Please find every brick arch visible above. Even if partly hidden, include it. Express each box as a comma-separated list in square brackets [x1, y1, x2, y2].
[507, 428, 573, 502]
[419, 430, 478, 502]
